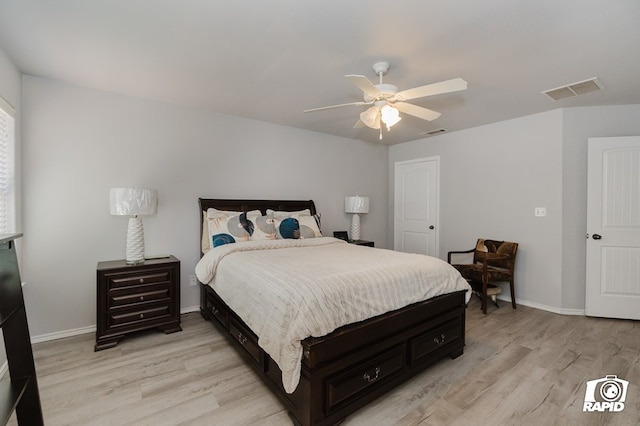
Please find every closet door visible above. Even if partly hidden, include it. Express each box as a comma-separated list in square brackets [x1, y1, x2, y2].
[394, 157, 439, 257]
[586, 136, 640, 320]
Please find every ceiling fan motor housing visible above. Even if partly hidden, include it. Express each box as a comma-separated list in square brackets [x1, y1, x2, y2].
[364, 83, 398, 102]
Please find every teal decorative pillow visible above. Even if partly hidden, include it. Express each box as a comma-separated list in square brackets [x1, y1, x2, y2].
[212, 233, 236, 247]
[273, 214, 322, 239]
[207, 213, 250, 248]
[275, 217, 300, 239]
[204, 209, 261, 251]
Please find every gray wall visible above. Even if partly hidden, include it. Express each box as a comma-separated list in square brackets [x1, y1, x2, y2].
[561, 104, 640, 309]
[389, 104, 640, 313]
[389, 110, 565, 310]
[7, 48, 640, 337]
[21, 75, 389, 338]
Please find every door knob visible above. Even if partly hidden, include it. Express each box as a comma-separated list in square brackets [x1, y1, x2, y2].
[429, 225, 435, 230]
[592, 234, 602, 240]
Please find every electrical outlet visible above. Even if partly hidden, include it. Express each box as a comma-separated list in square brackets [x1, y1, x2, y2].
[535, 207, 547, 217]
[189, 275, 197, 287]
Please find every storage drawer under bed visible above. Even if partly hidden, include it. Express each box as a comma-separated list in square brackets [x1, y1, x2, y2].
[409, 317, 461, 366]
[325, 344, 405, 413]
[229, 317, 263, 367]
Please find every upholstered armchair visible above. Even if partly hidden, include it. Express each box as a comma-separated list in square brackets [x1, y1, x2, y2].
[448, 239, 518, 314]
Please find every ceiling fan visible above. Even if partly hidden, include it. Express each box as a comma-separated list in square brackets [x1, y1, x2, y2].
[304, 62, 467, 140]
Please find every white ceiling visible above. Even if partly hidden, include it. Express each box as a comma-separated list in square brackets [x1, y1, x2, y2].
[1, 0, 639, 145]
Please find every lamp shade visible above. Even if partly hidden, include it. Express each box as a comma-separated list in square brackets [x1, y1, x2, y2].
[110, 188, 158, 216]
[345, 196, 369, 214]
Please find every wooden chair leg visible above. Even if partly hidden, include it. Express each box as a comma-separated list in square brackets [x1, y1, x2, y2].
[481, 279, 488, 314]
[510, 279, 517, 309]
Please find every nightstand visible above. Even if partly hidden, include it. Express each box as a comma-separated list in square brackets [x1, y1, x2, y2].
[95, 255, 182, 351]
[349, 240, 374, 247]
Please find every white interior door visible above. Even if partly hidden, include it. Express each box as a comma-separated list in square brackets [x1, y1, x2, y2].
[394, 157, 439, 257]
[586, 136, 640, 320]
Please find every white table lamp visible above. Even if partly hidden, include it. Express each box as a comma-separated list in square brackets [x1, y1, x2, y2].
[345, 196, 369, 241]
[110, 187, 158, 264]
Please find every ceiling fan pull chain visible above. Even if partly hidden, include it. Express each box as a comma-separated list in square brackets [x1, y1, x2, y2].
[379, 127, 383, 140]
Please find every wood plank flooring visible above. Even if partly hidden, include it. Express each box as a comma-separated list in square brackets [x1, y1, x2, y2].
[8, 297, 640, 425]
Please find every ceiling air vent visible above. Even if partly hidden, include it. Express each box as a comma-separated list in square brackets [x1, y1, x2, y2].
[419, 128, 447, 136]
[541, 77, 604, 101]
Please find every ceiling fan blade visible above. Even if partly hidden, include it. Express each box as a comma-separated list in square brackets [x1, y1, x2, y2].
[394, 102, 442, 121]
[359, 106, 381, 129]
[346, 75, 380, 98]
[304, 101, 372, 113]
[395, 78, 467, 101]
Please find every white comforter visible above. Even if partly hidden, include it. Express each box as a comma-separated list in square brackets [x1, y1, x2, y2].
[195, 237, 471, 393]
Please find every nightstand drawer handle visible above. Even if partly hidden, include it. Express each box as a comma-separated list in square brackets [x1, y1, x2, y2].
[139, 296, 144, 301]
[139, 313, 144, 319]
[139, 278, 144, 283]
[363, 367, 381, 383]
[211, 307, 219, 315]
[237, 333, 247, 345]
[434, 334, 446, 345]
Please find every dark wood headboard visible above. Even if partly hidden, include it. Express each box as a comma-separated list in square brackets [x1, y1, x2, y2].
[198, 198, 317, 257]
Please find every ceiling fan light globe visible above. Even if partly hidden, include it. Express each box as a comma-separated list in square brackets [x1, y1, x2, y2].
[360, 107, 380, 129]
[380, 105, 401, 131]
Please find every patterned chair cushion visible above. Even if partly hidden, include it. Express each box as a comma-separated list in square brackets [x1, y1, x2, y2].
[455, 264, 512, 283]
[474, 239, 517, 270]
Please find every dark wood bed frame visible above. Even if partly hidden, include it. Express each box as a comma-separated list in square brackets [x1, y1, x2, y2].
[198, 198, 467, 425]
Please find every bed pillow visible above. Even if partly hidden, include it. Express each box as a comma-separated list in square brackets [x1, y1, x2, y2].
[267, 209, 321, 235]
[207, 211, 278, 248]
[202, 212, 211, 254]
[297, 214, 322, 238]
[274, 216, 300, 239]
[250, 213, 277, 241]
[267, 208, 311, 218]
[206, 208, 261, 219]
[273, 214, 322, 239]
[202, 209, 262, 252]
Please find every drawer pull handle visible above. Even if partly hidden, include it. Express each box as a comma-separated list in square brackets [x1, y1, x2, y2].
[139, 278, 144, 283]
[211, 307, 219, 315]
[237, 333, 247, 345]
[139, 296, 144, 301]
[363, 367, 381, 383]
[434, 334, 446, 345]
[139, 313, 144, 319]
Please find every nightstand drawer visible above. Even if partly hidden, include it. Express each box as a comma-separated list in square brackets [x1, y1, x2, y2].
[109, 304, 171, 327]
[109, 283, 171, 307]
[107, 269, 173, 289]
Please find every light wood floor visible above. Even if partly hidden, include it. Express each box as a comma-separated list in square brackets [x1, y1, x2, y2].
[8, 298, 640, 426]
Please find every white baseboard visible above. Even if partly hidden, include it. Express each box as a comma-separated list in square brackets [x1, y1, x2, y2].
[181, 305, 200, 314]
[30, 325, 96, 344]
[30, 305, 203, 344]
[496, 295, 585, 316]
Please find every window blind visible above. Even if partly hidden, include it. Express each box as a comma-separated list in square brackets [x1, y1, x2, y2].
[0, 96, 15, 234]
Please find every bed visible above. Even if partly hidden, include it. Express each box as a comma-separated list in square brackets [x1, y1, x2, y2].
[196, 198, 470, 425]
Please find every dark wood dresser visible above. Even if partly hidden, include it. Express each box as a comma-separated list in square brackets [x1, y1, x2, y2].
[95, 255, 181, 351]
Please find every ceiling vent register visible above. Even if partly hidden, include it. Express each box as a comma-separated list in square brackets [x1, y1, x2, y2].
[541, 77, 603, 101]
